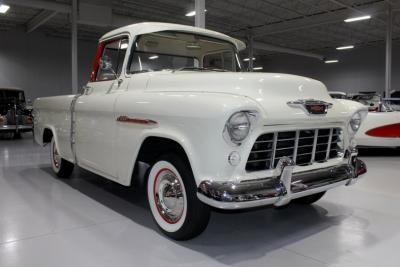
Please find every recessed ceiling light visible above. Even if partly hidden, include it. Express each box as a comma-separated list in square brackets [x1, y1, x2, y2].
[120, 43, 128, 49]
[243, 57, 256, 62]
[185, 9, 207, 17]
[324, 60, 339, 64]
[344, 15, 371, 23]
[0, 4, 10, 14]
[253, 66, 263, 70]
[336, 45, 354, 50]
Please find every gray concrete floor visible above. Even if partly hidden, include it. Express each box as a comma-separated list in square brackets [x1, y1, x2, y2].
[0, 133, 400, 267]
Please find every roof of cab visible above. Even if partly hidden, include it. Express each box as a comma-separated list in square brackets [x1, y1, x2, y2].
[100, 22, 246, 51]
[0, 87, 23, 91]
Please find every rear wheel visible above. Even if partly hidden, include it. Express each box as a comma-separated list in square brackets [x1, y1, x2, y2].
[147, 153, 210, 240]
[50, 137, 74, 178]
[293, 191, 326, 205]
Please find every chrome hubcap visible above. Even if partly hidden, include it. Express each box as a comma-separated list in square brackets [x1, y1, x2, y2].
[154, 169, 184, 224]
[52, 142, 61, 169]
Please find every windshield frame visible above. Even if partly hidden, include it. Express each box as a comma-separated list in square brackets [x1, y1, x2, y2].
[126, 30, 242, 74]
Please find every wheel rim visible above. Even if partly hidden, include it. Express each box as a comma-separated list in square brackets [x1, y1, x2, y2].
[52, 141, 61, 169]
[153, 168, 185, 224]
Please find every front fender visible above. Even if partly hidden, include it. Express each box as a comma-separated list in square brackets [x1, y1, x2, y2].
[114, 91, 261, 186]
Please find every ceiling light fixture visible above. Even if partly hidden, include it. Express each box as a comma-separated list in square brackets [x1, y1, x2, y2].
[324, 60, 339, 64]
[185, 9, 207, 17]
[336, 45, 354, 50]
[120, 43, 129, 49]
[344, 15, 371, 23]
[0, 4, 10, 14]
[243, 57, 256, 62]
[149, 55, 159, 60]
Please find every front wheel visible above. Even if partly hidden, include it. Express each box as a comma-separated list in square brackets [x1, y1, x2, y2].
[147, 153, 210, 240]
[50, 137, 74, 178]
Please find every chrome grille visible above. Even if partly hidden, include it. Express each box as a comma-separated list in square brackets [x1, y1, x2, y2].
[246, 128, 342, 172]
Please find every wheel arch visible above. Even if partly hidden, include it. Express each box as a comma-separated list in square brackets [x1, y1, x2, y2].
[41, 125, 60, 152]
[130, 135, 194, 187]
[42, 127, 54, 143]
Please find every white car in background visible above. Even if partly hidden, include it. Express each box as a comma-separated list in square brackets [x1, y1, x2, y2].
[33, 22, 368, 240]
[355, 100, 400, 148]
[356, 112, 400, 147]
[330, 91, 400, 147]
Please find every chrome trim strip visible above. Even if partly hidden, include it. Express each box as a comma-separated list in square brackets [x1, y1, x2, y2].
[116, 116, 157, 125]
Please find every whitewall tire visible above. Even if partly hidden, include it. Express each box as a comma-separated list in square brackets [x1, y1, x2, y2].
[147, 153, 210, 240]
[50, 137, 74, 178]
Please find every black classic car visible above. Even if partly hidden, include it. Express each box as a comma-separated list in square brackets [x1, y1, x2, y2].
[0, 88, 33, 137]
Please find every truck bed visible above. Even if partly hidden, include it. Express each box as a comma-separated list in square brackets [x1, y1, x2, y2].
[33, 95, 76, 163]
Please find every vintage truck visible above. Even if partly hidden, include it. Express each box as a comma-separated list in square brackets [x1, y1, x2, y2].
[34, 22, 368, 240]
[0, 87, 33, 137]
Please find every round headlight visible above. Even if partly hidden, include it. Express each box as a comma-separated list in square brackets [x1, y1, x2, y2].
[348, 112, 362, 133]
[226, 112, 251, 143]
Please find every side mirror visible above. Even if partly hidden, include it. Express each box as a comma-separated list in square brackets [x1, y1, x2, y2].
[99, 55, 113, 71]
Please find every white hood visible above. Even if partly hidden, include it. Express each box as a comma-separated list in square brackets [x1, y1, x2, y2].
[145, 72, 353, 124]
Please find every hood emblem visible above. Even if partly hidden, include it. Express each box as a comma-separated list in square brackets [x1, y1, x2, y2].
[287, 99, 333, 115]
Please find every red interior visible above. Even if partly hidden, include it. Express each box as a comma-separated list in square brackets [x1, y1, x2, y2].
[89, 42, 105, 82]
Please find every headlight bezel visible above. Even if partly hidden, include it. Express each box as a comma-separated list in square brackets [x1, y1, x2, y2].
[347, 110, 367, 135]
[224, 110, 258, 145]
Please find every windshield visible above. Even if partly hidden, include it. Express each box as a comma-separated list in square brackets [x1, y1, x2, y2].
[127, 31, 241, 73]
[0, 90, 25, 104]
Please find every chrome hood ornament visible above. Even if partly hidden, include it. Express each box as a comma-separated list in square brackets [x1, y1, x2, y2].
[287, 99, 333, 115]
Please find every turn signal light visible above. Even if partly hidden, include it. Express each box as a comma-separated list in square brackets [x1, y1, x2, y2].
[365, 123, 400, 138]
[0, 116, 6, 125]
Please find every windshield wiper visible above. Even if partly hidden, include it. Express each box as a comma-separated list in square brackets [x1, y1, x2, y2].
[173, 67, 228, 72]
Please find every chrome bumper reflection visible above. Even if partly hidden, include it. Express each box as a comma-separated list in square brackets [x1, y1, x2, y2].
[197, 148, 366, 209]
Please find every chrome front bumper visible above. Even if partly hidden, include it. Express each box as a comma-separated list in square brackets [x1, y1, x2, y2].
[0, 125, 33, 132]
[197, 148, 367, 209]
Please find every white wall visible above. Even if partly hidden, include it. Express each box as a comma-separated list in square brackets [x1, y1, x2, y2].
[261, 44, 400, 95]
[0, 29, 97, 101]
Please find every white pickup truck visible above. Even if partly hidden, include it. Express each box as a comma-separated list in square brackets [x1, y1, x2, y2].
[34, 22, 368, 240]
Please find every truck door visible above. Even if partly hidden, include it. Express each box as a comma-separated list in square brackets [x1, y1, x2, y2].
[74, 36, 129, 180]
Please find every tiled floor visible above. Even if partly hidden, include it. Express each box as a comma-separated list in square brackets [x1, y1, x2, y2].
[1, 133, 399, 267]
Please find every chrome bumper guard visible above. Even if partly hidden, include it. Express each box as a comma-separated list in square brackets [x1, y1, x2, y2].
[197, 147, 367, 209]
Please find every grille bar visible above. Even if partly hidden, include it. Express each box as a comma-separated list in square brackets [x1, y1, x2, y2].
[246, 128, 342, 172]
[270, 133, 278, 169]
[325, 128, 333, 160]
[293, 130, 299, 163]
[310, 129, 318, 162]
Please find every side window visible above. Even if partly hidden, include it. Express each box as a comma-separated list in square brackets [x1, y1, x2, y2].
[90, 37, 129, 82]
[203, 51, 234, 71]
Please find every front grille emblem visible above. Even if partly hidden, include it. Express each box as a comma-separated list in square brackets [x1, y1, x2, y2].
[287, 99, 333, 115]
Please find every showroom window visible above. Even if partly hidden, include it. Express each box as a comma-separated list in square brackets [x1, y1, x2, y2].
[90, 37, 129, 82]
